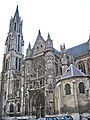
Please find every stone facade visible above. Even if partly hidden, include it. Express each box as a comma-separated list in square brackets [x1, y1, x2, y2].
[0, 5, 90, 119]
[55, 65, 90, 115]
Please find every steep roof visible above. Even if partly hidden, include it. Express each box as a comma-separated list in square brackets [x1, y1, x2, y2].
[66, 42, 88, 57]
[32, 30, 45, 51]
[54, 41, 88, 57]
[61, 64, 86, 80]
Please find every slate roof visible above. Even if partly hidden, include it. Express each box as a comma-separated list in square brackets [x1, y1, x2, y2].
[66, 42, 88, 57]
[54, 41, 88, 57]
[54, 48, 60, 55]
[61, 64, 86, 80]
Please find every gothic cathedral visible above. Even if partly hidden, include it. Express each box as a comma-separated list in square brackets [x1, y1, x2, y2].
[0, 6, 90, 119]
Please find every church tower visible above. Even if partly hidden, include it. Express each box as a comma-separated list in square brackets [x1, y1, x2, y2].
[2, 5, 24, 117]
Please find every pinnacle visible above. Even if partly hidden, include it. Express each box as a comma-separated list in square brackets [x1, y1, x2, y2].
[14, 5, 19, 19]
[28, 42, 31, 49]
[48, 33, 50, 39]
[38, 29, 41, 35]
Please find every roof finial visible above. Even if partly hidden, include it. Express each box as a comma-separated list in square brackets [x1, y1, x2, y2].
[16, 5, 18, 13]
[48, 33, 50, 39]
[28, 42, 31, 49]
[14, 5, 19, 18]
[38, 29, 41, 35]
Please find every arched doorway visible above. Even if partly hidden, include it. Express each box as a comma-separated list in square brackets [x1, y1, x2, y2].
[32, 91, 45, 119]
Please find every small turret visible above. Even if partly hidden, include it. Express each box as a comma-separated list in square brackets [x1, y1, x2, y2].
[45, 33, 53, 51]
[26, 42, 32, 58]
[60, 44, 68, 74]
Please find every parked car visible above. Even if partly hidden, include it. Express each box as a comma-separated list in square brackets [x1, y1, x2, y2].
[56, 115, 73, 120]
[38, 118, 45, 120]
[38, 117, 58, 120]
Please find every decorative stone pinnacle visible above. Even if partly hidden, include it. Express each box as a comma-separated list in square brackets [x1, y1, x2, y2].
[28, 42, 31, 49]
[38, 29, 41, 35]
[48, 33, 50, 39]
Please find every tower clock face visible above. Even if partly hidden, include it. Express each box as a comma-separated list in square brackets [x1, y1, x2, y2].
[31, 57, 45, 78]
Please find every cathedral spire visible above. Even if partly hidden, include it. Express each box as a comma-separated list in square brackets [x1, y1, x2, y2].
[14, 5, 19, 19]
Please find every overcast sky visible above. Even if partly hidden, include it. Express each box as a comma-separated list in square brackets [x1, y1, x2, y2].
[0, 0, 90, 72]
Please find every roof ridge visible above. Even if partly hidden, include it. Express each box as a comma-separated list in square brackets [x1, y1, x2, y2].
[66, 41, 88, 50]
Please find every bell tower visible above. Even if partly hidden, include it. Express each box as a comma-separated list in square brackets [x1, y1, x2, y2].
[2, 5, 24, 117]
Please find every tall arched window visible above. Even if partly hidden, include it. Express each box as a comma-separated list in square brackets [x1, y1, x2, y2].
[19, 24, 21, 33]
[18, 35, 20, 52]
[4, 105, 6, 113]
[65, 84, 71, 95]
[8, 39, 11, 51]
[79, 82, 85, 94]
[60, 67, 62, 75]
[19, 58, 21, 71]
[14, 23, 16, 31]
[55, 63, 58, 75]
[18, 103, 20, 112]
[78, 61, 86, 74]
[6, 59, 8, 71]
[10, 104, 14, 112]
[16, 57, 18, 70]
[5, 91, 6, 99]
[87, 59, 90, 74]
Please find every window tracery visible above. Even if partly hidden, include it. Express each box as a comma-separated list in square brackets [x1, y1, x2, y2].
[78, 61, 86, 74]
[79, 82, 85, 94]
[31, 57, 45, 78]
[65, 83, 71, 95]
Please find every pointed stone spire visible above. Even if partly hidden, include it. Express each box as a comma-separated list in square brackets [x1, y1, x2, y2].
[14, 5, 19, 19]
[26, 42, 32, 58]
[28, 42, 31, 50]
[45, 33, 53, 51]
